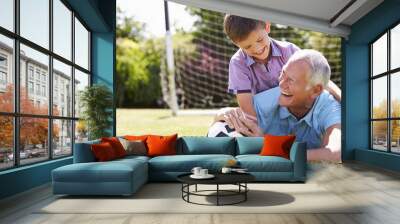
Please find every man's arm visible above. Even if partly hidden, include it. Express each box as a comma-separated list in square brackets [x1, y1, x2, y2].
[307, 124, 341, 163]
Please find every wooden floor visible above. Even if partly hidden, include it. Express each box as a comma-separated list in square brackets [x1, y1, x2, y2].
[1, 162, 400, 224]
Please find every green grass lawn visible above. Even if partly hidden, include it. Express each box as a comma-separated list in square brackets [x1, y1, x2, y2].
[116, 109, 215, 136]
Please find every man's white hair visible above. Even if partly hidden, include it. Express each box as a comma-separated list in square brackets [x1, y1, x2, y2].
[287, 49, 331, 88]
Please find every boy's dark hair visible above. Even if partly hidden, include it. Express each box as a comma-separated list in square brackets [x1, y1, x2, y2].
[223, 14, 266, 43]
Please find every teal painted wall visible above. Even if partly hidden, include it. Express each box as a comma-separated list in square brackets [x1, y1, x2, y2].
[344, 0, 400, 171]
[92, 32, 116, 136]
[0, 0, 116, 200]
[0, 158, 72, 199]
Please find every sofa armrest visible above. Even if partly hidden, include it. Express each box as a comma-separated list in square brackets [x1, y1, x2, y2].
[73, 141, 99, 163]
[289, 142, 307, 181]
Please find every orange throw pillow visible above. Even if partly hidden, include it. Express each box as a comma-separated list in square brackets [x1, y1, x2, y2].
[91, 142, 117, 161]
[146, 134, 178, 157]
[101, 137, 126, 158]
[260, 134, 296, 159]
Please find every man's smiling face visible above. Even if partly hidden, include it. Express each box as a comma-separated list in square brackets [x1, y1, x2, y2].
[278, 60, 315, 110]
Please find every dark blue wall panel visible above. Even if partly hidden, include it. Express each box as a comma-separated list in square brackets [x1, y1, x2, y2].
[344, 0, 400, 171]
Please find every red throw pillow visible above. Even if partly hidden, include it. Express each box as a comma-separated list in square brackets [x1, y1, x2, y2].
[101, 137, 126, 158]
[260, 134, 296, 159]
[146, 134, 178, 157]
[91, 142, 117, 161]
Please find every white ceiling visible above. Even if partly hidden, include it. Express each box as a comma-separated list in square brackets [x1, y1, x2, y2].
[168, 0, 384, 37]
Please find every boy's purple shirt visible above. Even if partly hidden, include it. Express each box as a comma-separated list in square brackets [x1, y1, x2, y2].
[228, 38, 300, 95]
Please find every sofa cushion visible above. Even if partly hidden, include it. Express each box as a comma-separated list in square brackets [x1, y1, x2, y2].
[119, 138, 147, 156]
[91, 142, 118, 161]
[148, 154, 235, 172]
[260, 134, 296, 159]
[101, 137, 127, 158]
[236, 155, 293, 172]
[177, 137, 235, 155]
[236, 137, 263, 155]
[52, 159, 147, 183]
[147, 134, 178, 157]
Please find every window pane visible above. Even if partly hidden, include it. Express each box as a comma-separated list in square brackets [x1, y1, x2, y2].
[74, 69, 89, 118]
[372, 33, 387, 76]
[20, 117, 49, 165]
[0, 116, 13, 170]
[0, 0, 14, 31]
[20, 44, 49, 115]
[75, 120, 88, 143]
[372, 77, 387, 119]
[75, 18, 89, 70]
[53, 59, 72, 117]
[53, 0, 72, 60]
[391, 24, 400, 70]
[0, 35, 14, 113]
[391, 120, 400, 153]
[20, 0, 49, 49]
[391, 72, 400, 118]
[372, 121, 388, 151]
[53, 119, 72, 158]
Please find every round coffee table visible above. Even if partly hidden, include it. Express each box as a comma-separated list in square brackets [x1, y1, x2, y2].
[177, 173, 255, 206]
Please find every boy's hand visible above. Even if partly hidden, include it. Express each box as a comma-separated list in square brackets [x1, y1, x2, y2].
[235, 112, 263, 137]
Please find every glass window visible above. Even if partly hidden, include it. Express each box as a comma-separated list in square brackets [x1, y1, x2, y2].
[20, 44, 49, 115]
[372, 77, 387, 119]
[53, 59, 72, 117]
[391, 120, 400, 153]
[53, 119, 72, 158]
[372, 34, 387, 76]
[0, 34, 14, 113]
[0, 0, 14, 32]
[371, 25, 400, 154]
[75, 120, 88, 143]
[19, 117, 49, 165]
[0, 116, 13, 170]
[28, 67, 34, 80]
[20, 0, 49, 49]
[74, 69, 89, 118]
[74, 18, 89, 70]
[391, 72, 400, 118]
[28, 81, 33, 93]
[53, 0, 72, 60]
[391, 24, 400, 70]
[372, 121, 388, 151]
[0, 0, 92, 169]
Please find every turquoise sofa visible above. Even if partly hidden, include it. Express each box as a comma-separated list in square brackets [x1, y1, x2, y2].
[52, 137, 306, 196]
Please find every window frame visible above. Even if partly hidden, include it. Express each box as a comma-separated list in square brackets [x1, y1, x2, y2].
[370, 21, 400, 154]
[0, 0, 92, 171]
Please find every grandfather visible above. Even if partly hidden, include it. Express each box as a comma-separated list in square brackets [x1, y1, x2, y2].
[216, 49, 341, 162]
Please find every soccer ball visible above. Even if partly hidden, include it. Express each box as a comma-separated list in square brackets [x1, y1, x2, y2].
[207, 121, 244, 137]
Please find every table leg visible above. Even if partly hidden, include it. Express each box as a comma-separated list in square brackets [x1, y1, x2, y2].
[245, 183, 247, 201]
[195, 184, 197, 192]
[217, 184, 219, 206]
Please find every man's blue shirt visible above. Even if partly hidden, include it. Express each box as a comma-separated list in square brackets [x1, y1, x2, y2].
[253, 87, 341, 149]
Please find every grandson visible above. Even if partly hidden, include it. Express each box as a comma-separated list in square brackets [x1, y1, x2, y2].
[218, 14, 341, 124]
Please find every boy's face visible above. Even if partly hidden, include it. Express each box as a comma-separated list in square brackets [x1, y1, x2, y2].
[234, 23, 271, 62]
